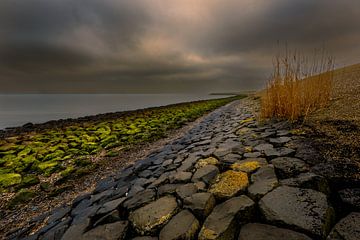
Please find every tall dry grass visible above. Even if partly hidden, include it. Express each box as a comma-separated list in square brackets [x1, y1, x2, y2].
[260, 50, 334, 121]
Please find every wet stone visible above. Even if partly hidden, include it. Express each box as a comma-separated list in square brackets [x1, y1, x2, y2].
[158, 184, 182, 196]
[91, 189, 114, 204]
[191, 165, 219, 184]
[269, 137, 292, 146]
[176, 183, 198, 200]
[82, 221, 128, 240]
[238, 223, 312, 240]
[243, 152, 261, 158]
[132, 237, 158, 240]
[259, 186, 334, 238]
[40, 219, 70, 240]
[93, 210, 121, 227]
[338, 188, 360, 210]
[248, 165, 278, 200]
[184, 192, 216, 220]
[209, 170, 249, 200]
[159, 210, 200, 240]
[61, 217, 90, 240]
[220, 153, 243, 165]
[327, 212, 360, 240]
[264, 147, 295, 158]
[97, 197, 126, 215]
[129, 196, 179, 235]
[48, 206, 71, 224]
[254, 143, 274, 152]
[271, 157, 309, 179]
[198, 195, 255, 240]
[122, 189, 156, 210]
[127, 185, 145, 197]
[280, 172, 330, 195]
[170, 171, 192, 183]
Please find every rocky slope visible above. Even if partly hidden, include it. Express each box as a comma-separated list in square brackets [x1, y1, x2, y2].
[6, 98, 359, 240]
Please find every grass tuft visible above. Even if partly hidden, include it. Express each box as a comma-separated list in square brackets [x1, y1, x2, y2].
[260, 49, 334, 121]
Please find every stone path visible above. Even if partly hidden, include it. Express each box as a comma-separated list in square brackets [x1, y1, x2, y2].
[9, 99, 360, 240]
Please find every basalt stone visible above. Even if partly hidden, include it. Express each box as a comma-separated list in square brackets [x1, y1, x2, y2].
[178, 156, 199, 172]
[254, 143, 274, 152]
[132, 237, 158, 240]
[138, 170, 153, 179]
[264, 147, 295, 158]
[198, 195, 255, 240]
[131, 178, 151, 188]
[159, 210, 200, 240]
[40, 219, 71, 240]
[243, 152, 261, 158]
[184, 192, 216, 220]
[162, 159, 173, 167]
[158, 184, 182, 196]
[230, 158, 267, 174]
[71, 199, 92, 217]
[271, 157, 309, 179]
[269, 137, 292, 147]
[191, 165, 219, 184]
[277, 130, 290, 136]
[194, 181, 207, 192]
[327, 212, 360, 240]
[312, 161, 360, 189]
[259, 186, 335, 238]
[112, 186, 129, 199]
[82, 221, 128, 240]
[93, 210, 121, 227]
[90, 189, 114, 204]
[61, 217, 91, 240]
[280, 172, 330, 195]
[129, 196, 179, 235]
[93, 177, 116, 194]
[48, 206, 71, 224]
[248, 165, 279, 200]
[338, 188, 360, 210]
[176, 183, 198, 200]
[72, 193, 91, 208]
[238, 223, 312, 240]
[122, 189, 156, 210]
[148, 173, 169, 188]
[209, 170, 249, 200]
[127, 185, 145, 197]
[220, 153, 243, 165]
[170, 171, 193, 183]
[97, 197, 126, 215]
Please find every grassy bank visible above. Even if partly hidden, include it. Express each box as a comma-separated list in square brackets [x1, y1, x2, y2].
[0, 96, 243, 199]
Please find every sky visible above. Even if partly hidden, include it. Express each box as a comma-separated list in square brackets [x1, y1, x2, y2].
[0, 0, 359, 93]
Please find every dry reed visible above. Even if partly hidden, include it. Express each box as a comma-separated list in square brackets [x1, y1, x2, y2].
[260, 49, 334, 121]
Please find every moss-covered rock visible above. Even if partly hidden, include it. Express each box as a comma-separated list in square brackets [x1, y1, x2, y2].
[8, 189, 36, 209]
[0, 173, 22, 188]
[19, 174, 39, 188]
[209, 170, 249, 200]
[231, 158, 267, 174]
[195, 157, 219, 169]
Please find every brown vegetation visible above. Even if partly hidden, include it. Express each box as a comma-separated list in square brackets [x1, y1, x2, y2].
[260, 50, 334, 121]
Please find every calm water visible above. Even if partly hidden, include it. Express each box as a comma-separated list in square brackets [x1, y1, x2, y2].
[0, 94, 231, 129]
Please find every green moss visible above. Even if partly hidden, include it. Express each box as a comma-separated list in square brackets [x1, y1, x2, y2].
[8, 189, 36, 209]
[0, 173, 22, 187]
[19, 174, 40, 188]
[60, 166, 75, 178]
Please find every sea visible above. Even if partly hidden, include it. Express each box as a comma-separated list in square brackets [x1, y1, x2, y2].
[0, 94, 231, 129]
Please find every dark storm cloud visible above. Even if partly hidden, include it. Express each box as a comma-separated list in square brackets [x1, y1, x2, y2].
[0, 0, 359, 93]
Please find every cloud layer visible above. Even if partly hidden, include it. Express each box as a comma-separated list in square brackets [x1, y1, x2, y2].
[0, 0, 359, 93]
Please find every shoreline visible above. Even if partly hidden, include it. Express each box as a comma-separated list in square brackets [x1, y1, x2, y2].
[0, 95, 237, 138]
